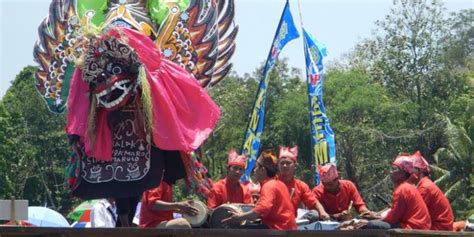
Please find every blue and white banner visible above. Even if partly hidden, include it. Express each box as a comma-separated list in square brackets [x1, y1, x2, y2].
[303, 29, 336, 185]
[241, 0, 299, 182]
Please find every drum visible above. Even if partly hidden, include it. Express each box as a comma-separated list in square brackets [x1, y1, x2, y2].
[209, 204, 255, 229]
[181, 200, 209, 227]
[313, 221, 340, 230]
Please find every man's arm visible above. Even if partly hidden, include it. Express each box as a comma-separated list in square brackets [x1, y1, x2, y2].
[299, 181, 330, 220]
[151, 200, 199, 216]
[221, 210, 260, 226]
[314, 200, 330, 220]
[350, 181, 370, 214]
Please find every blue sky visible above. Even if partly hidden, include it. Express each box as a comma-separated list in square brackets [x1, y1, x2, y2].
[0, 0, 472, 98]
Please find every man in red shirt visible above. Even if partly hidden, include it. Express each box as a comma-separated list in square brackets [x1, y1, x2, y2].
[409, 151, 454, 231]
[277, 145, 329, 220]
[312, 163, 370, 221]
[139, 180, 199, 228]
[222, 149, 296, 230]
[207, 149, 252, 209]
[362, 155, 431, 230]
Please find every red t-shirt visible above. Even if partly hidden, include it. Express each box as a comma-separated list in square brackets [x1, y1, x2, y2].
[252, 178, 296, 230]
[278, 177, 318, 214]
[207, 177, 252, 209]
[384, 182, 431, 230]
[417, 177, 454, 230]
[312, 180, 367, 215]
[139, 182, 173, 228]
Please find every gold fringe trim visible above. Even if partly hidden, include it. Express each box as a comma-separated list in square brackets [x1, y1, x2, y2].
[139, 66, 153, 134]
[87, 95, 97, 149]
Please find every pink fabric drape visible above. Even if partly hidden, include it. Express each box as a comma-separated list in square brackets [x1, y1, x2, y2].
[66, 28, 220, 161]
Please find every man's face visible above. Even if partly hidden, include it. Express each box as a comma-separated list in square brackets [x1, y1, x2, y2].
[322, 178, 339, 192]
[278, 158, 296, 177]
[253, 161, 267, 183]
[251, 193, 259, 204]
[390, 165, 407, 184]
[227, 165, 244, 181]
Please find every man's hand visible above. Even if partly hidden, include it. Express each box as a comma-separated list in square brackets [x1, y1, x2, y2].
[319, 210, 331, 221]
[176, 201, 199, 216]
[301, 210, 319, 223]
[221, 210, 241, 228]
[359, 211, 381, 220]
[333, 210, 352, 221]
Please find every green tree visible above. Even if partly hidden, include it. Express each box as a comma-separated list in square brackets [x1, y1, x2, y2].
[202, 72, 258, 179]
[345, 1, 473, 216]
[432, 117, 474, 219]
[323, 69, 404, 210]
[0, 66, 73, 213]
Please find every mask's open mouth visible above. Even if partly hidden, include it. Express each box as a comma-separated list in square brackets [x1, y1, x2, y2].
[95, 79, 134, 110]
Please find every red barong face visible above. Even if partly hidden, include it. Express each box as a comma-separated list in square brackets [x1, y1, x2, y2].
[82, 35, 141, 111]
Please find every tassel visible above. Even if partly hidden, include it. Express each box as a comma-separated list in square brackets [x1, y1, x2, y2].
[87, 95, 97, 148]
[139, 65, 153, 134]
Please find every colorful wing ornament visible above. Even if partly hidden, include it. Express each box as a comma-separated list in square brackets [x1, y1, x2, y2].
[33, 0, 82, 113]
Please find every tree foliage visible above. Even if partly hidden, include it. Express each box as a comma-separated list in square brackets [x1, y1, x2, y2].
[0, 66, 74, 214]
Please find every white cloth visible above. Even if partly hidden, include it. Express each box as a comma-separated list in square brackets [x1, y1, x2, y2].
[90, 199, 117, 228]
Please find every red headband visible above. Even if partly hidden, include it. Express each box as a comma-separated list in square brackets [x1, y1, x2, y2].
[227, 149, 247, 168]
[411, 151, 431, 174]
[393, 155, 414, 174]
[278, 146, 298, 161]
[318, 163, 339, 182]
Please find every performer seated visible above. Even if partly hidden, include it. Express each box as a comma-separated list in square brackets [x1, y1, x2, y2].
[222, 150, 296, 230]
[408, 151, 454, 231]
[207, 149, 252, 209]
[277, 146, 330, 221]
[139, 178, 199, 229]
[312, 163, 370, 221]
[361, 155, 431, 230]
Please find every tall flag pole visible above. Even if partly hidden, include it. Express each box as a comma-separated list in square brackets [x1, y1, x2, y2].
[241, 0, 300, 182]
[297, 0, 336, 185]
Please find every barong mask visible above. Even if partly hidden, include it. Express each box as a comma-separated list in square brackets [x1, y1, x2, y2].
[83, 35, 141, 110]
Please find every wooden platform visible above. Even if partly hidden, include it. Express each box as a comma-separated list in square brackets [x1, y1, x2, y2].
[0, 227, 471, 237]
